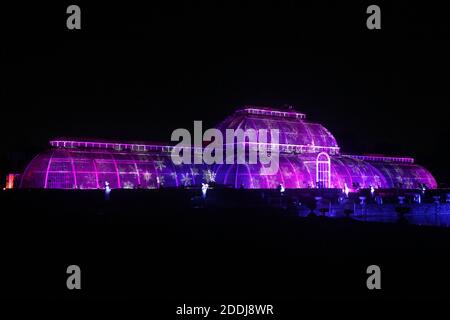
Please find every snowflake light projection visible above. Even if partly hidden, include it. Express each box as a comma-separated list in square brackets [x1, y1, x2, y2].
[154, 160, 166, 171]
[180, 173, 192, 186]
[143, 171, 152, 182]
[202, 169, 216, 183]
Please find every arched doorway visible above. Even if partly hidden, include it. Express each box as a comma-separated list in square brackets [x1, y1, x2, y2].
[316, 152, 331, 188]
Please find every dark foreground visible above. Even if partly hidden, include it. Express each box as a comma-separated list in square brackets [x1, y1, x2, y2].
[2, 189, 450, 313]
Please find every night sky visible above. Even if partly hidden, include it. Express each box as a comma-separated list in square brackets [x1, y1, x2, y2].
[2, 1, 449, 184]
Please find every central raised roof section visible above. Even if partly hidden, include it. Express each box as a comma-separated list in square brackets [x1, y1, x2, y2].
[237, 106, 306, 119]
[218, 106, 340, 154]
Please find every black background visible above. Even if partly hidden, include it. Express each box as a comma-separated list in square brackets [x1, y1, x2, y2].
[1, 1, 449, 184]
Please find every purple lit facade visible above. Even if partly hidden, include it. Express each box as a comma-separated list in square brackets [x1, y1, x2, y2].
[19, 107, 437, 190]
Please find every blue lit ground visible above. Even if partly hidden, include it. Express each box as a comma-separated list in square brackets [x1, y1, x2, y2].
[296, 203, 450, 227]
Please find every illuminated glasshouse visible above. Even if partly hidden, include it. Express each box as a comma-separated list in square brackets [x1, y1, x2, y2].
[19, 106, 437, 190]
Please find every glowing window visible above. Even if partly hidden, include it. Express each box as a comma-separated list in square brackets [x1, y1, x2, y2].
[316, 152, 331, 188]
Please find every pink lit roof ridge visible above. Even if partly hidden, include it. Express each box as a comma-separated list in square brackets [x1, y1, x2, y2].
[49, 138, 340, 154]
[50, 137, 171, 146]
[237, 105, 306, 119]
[343, 153, 415, 164]
[49, 138, 177, 153]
